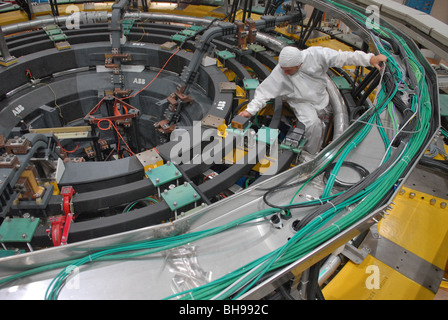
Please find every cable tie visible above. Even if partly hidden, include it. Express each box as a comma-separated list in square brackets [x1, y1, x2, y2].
[332, 223, 341, 232]
[327, 200, 337, 212]
[400, 156, 410, 165]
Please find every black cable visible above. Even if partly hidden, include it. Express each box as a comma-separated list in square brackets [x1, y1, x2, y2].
[122, 198, 156, 213]
[299, 9, 323, 48]
[356, 71, 381, 106]
[263, 0, 272, 15]
[175, 163, 213, 205]
[230, 0, 240, 23]
[323, 161, 370, 189]
[232, 99, 249, 117]
[247, 0, 253, 19]
[419, 157, 448, 174]
[262, 61, 402, 226]
[242, 0, 248, 23]
[294, 129, 406, 232]
[351, 67, 379, 99]
[331, 67, 355, 89]
[306, 260, 325, 300]
[268, 97, 283, 129]
[262, 173, 328, 211]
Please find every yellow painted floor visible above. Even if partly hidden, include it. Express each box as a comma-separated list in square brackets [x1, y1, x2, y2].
[323, 171, 448, 300]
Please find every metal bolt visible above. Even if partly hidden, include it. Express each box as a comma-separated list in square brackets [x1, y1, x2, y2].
[173, 202, 177, 207]
[363, 247, 371, 254]
[156, 178, 160, 183]
[164, 189, 168, 195]
[430, 199, 436, 206]
[441, 202, 447, 209]
[399, 189, 405, 195]
[22, 233, 27, 239]
[409, 192, 416, 199]
[193, 193, 198, 199]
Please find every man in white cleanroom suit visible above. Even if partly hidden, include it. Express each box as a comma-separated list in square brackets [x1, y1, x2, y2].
[239, 46, 387, 154]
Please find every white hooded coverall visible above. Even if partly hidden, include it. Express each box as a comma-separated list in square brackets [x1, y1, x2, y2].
[245, 46, 374, 154]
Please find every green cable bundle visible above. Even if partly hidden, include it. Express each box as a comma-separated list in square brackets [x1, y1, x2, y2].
[0, 0, 434, 301]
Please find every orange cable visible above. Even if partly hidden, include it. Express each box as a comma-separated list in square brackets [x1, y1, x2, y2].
[121, 48, 180, 100]
[58, 142, 79, 154]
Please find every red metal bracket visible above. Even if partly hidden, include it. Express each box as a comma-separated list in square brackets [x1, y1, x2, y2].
[85, 97, 139, 124]
[48, 186, 76, 246]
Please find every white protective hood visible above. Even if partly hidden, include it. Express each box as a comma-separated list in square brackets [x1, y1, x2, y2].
[246, 46, 374, 115]
[245, 46, 374, 154]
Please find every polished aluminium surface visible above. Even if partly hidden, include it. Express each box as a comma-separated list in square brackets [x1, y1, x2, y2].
[0, 102, 394, 299]
[0, 1, 439, 299]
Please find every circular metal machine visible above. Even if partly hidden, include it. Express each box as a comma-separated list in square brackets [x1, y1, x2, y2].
[0, 0, 444, 300]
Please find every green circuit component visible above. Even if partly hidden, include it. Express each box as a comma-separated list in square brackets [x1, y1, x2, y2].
[243, 78, 259, 90]
[122, 19, 134, 26]
[170, 34, 188, 42]
[187, 25, 204, 32]
[161, 182, 201, 211]
[439, 94, 448, 117]
[179, 29, 197, 36]
[276, 35, 295, 45]
[216, 50, 236, 60]
[331, 76, 352, 90]
[0, 217, 40, 243]
[247, 44, 266, 53]
[256, 126, 280, 145]
[226, 124, 251, 137]
[42, 24, 59, 31]
[145, 162, 182, 187]
[49, 34, 68, 42]
[122, 19, 135, 35]
[45, 28, 62, 36]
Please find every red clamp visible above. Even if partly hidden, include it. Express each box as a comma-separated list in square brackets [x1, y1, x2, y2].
[48, 186, 76, 246]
